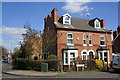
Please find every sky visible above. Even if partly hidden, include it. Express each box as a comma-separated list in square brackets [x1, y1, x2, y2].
[1, 2, 119, 53]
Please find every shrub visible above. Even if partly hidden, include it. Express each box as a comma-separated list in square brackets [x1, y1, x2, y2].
[12, 58, 41, 71]
[12, 58, 62, 71]
[47, 54, 58, 60]
[95, 56, 99, 59]
[86, 60, 97, 70]
[94, 59, 106, 71]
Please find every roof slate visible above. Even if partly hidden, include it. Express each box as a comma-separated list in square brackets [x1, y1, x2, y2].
[51, 15, 111, 33]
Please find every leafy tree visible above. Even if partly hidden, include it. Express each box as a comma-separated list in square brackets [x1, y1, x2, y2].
[13, 46, 20, 53]
[19, 23, 42, 59]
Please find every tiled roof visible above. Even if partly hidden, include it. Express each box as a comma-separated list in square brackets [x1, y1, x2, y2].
[48, 15, 111, 33]
[56, 16, 111, 33]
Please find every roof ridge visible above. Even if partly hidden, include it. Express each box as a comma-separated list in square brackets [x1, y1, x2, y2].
[57, 15, 90, 21]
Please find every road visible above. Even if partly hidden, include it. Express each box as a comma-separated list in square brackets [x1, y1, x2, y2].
[2, 62, 120, 80]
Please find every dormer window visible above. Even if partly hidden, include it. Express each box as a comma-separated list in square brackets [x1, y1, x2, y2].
[65, 16, 69, 20]
[63, 13, 71, 25]
[94, 19, 101, 29]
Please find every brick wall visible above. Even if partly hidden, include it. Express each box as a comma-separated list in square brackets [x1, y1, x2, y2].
[42, 14, 57, 59]
[113, 26, 120, 53]
[57, 29, 112, 62]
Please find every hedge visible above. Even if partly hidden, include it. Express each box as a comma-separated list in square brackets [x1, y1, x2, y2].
[12, 58, 62, 71]
[12, 58, 41, 71]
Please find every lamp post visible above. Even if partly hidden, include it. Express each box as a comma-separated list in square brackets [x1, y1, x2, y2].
[106, 30, 112, 71]
[105, 31, 109, 71]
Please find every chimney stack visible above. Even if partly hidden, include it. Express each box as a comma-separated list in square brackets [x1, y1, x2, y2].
[51, 8, 58, 23]
[101, 19, 105, 29]
[44, 16, 48, 29]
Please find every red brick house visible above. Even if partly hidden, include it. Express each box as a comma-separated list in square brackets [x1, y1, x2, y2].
[43, 8, 113, 69]
[113, 26, 120, 54]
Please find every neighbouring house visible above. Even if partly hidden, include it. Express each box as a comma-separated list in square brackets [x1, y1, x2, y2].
[43, 8, 113, 70]
[32, 35, 42, 60]
[113, 26, 120, 54]
[23, 33, 42, 60]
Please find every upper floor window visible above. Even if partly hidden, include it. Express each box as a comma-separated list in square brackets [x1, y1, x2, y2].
[100, 35, 105, 46]
[94, 19, 101, 28]
[67, 33, 73, 45]
[63, 13, 71, 25]
[89, 34, 92, 45]
[83, 34, 86, 45]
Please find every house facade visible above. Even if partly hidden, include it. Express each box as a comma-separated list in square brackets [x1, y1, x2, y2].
[113, 26, 120, 54]
[43, 8, 112, 69]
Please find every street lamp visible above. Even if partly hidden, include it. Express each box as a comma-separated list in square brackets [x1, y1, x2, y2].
[105, 30, 112, 71]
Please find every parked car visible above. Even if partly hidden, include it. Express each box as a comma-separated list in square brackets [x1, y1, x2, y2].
[112, 53, 120, 71]
[3, 57, 9, 63]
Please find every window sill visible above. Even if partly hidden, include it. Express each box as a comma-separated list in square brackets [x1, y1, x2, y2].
[89, 44, 93, 46]
[100, 45, 106, 47]
[63, 64, 69, 65]
[105, 62, 110, 64]
[83, 44, 87, 46]
[67, 44, 74, 46]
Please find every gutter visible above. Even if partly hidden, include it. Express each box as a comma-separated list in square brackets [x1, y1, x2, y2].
[56, 27, 112, 33]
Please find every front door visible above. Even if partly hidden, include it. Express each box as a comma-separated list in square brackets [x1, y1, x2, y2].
[89, 51, 94, 60]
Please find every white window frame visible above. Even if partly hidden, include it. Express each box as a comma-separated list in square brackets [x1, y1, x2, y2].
[81, 49, 88, 60]
[63, 51, 69, 65]
[63, 13, 71, 25]
[83, 34, 87, 46]
[67, 33, 74, 45]
[98, 50, 110, 64]
[89, 34, 93, 46]
[100, 35, 106, 46]
[63, 50, 78, 65]
[94, 19, 101, 29]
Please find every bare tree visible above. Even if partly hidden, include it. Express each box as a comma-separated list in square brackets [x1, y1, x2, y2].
[42, 29, 57, 59]
[0, 46, 8, 58]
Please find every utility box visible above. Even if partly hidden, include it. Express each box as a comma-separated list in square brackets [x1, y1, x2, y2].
[41, 63, 48, 72]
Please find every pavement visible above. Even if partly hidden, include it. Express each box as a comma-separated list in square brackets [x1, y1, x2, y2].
[2, 62, 120, 78]
[2, 69, 119, 78]
[2, 70, 64, 77]
[2, 62, 64, 77]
